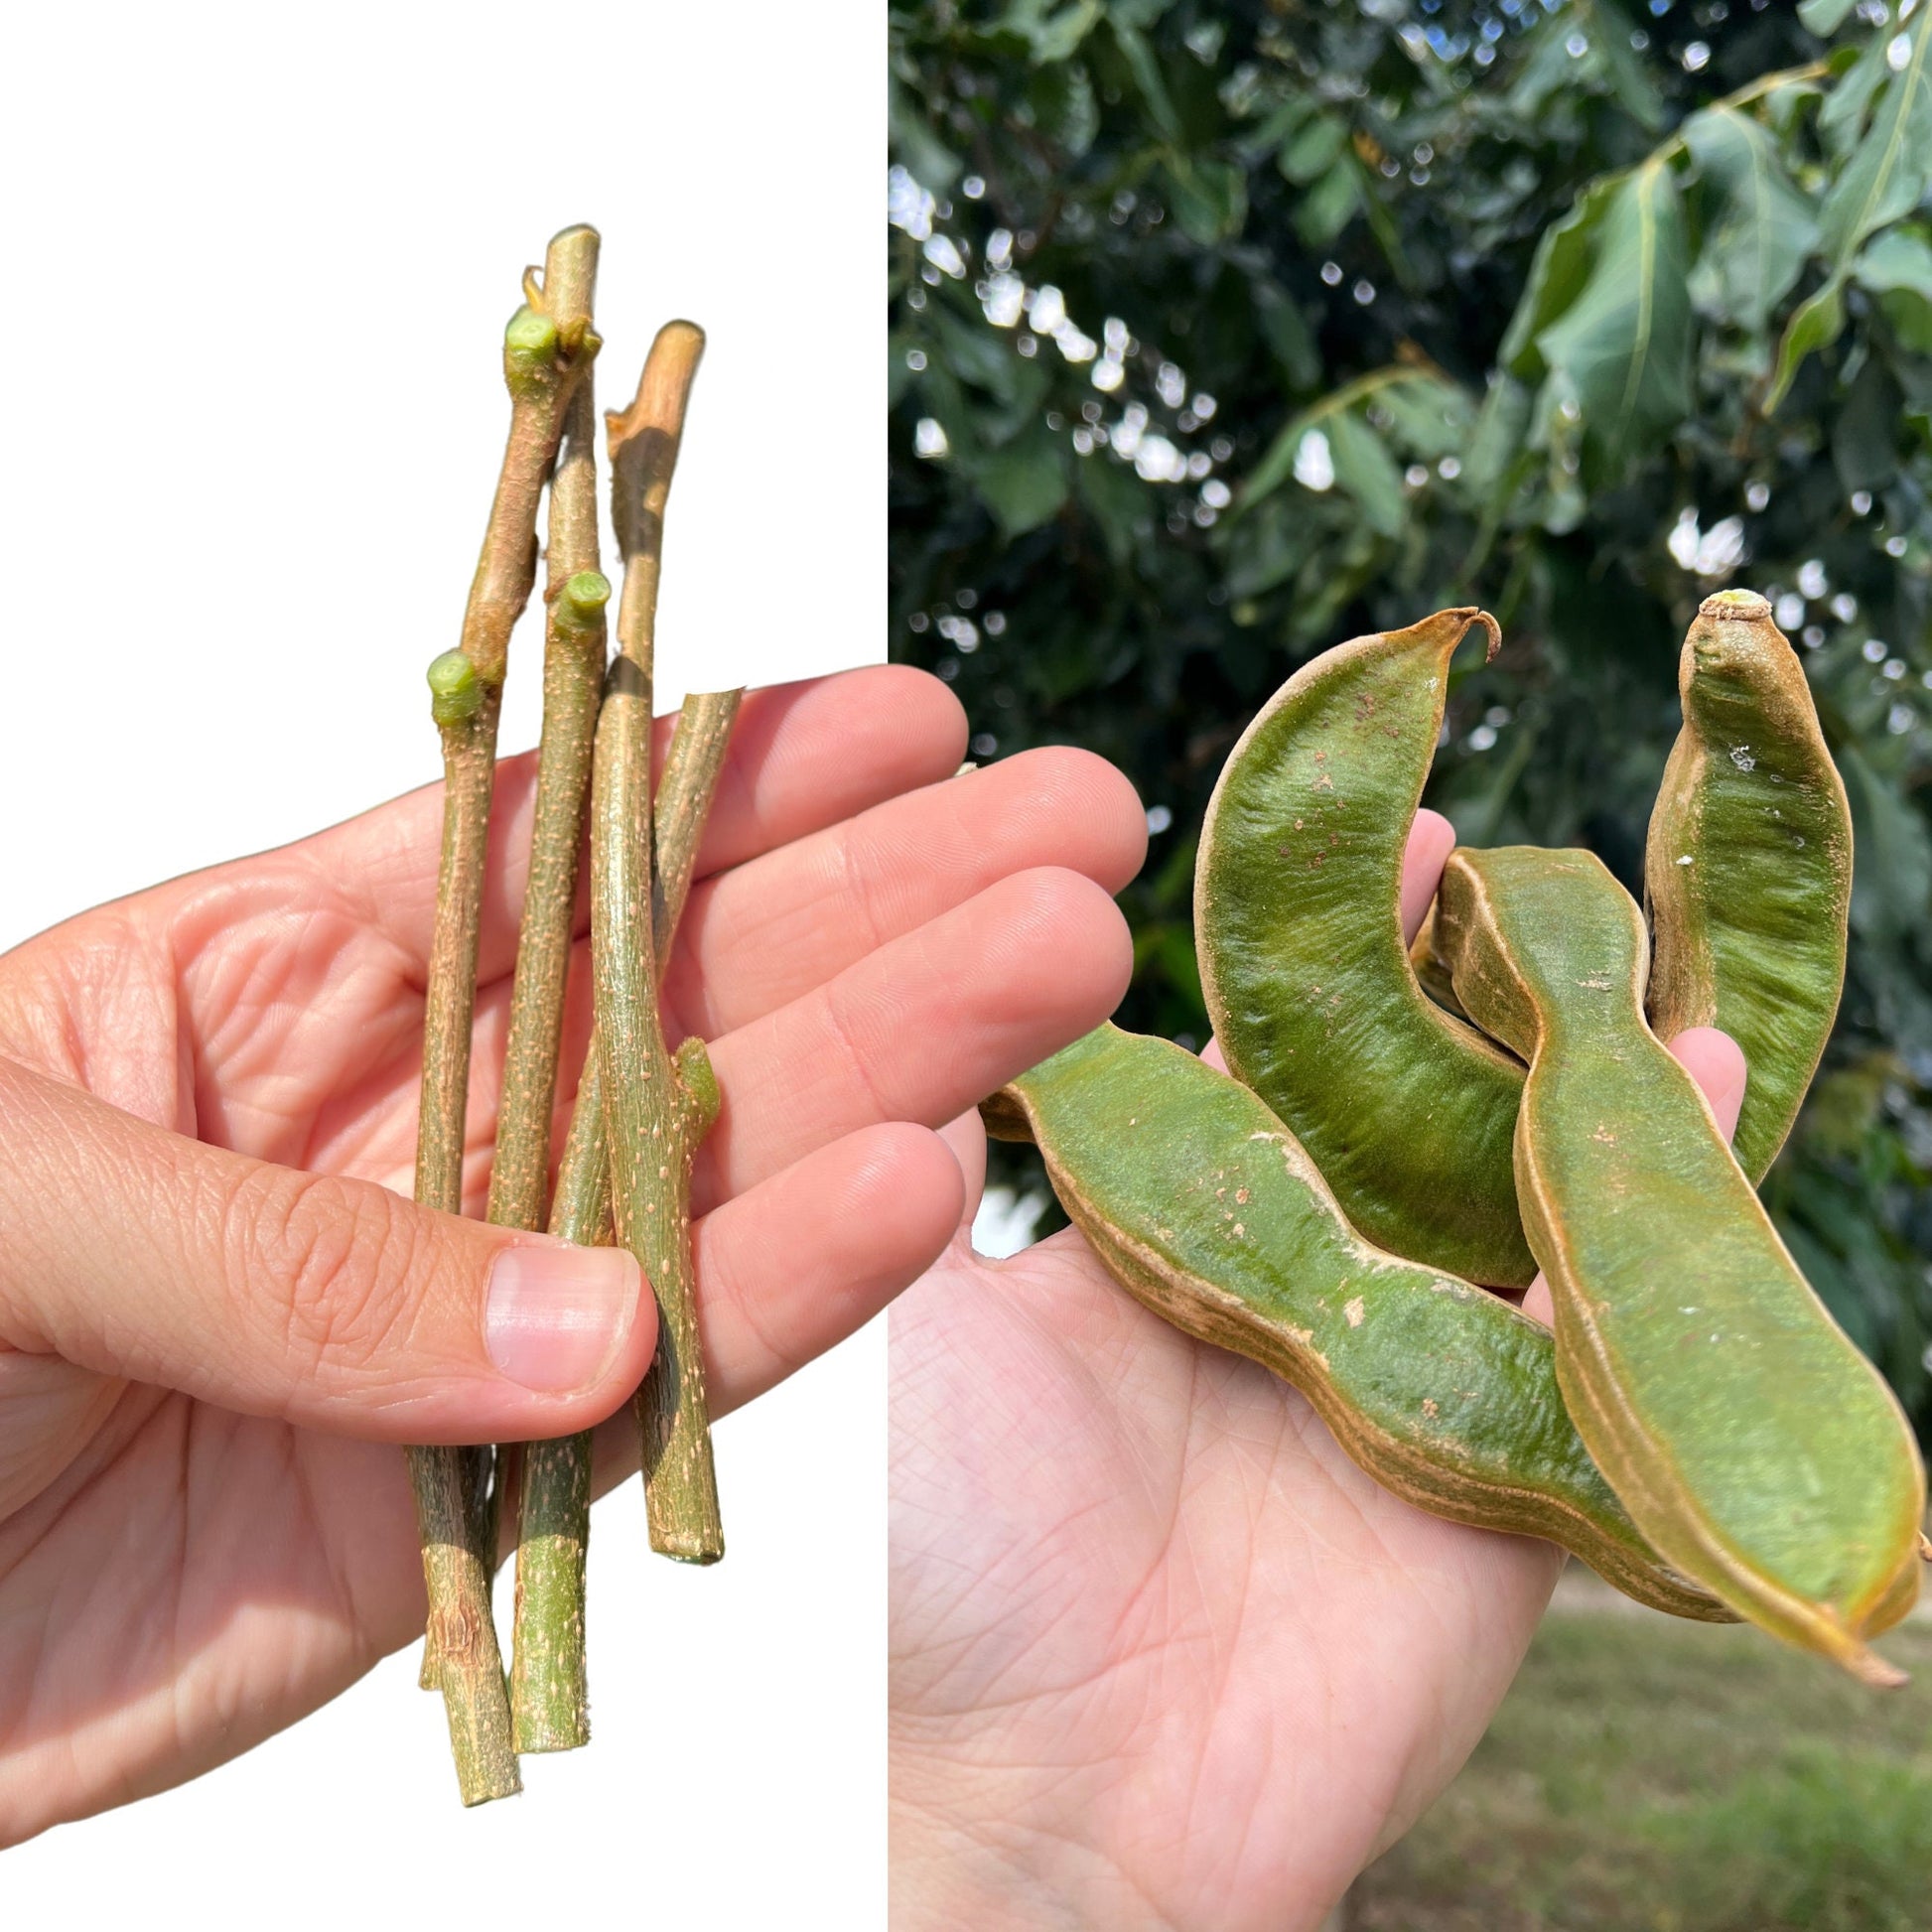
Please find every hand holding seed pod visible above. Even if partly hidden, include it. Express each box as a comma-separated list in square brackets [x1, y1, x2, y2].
[999, 597, 1927, 1686]
[987, 1025, 1730, 1621]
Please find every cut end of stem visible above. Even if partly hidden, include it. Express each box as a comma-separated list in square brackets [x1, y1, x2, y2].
[656, 1533, 726, 1567]
[427, 648, 483, 726]
[606, 322, 708, 561]
[546, 221, 600, 261]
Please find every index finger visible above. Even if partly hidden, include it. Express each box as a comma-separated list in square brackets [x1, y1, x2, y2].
[317, 663, 969, 987]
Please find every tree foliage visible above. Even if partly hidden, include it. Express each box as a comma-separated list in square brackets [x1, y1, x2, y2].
[889, 0, 1932, 1435]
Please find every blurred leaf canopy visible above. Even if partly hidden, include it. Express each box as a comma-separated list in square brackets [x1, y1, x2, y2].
[889, 0, 1932, 1435]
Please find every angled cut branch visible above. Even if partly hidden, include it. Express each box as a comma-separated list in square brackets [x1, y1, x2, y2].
[593, 321, 727, 1562]
[405, 223, 600, 1806]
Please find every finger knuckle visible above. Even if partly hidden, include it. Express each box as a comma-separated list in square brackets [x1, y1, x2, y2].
[222, 1166, 426, 1379]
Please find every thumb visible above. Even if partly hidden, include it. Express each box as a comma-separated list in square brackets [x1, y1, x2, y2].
[0, 1054, 656, 1441]
[936, 1107, 989, 1247]
[1522, 1026, 1747, 1327]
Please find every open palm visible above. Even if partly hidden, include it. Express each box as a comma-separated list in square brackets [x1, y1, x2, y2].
[0, 664, 1146, 1844]
[890, 813, 1744, 1931]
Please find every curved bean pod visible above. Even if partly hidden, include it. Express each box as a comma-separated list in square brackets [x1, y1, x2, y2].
[1196, 609, 1535, 1287]
[987, 1024, 1734, 1622]
[1408, 902, 1467, 1019]
[1645, 589, 1853, 1183]
[1435, 845, 1924, 1683]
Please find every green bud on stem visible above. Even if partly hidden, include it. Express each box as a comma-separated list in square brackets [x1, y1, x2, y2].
[427, 648, 484, 727]
[556, 568, 612, 632]
[503, 304, 562, 399]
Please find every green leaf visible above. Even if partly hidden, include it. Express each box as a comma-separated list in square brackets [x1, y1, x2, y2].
[1163, 157, 1248, 245]
[1324, 410, 1408, 537]
[1818, 27, 1891, 154]
[1766, 278, 1847, 411]
[1110, 20, 1182, 145]
[1832, 356, 1903, 491]
[1879, 287, 1932, 353]
[1817, 12, 1932, 265]
[1863, 228, 1932, 350]
[1462, 374, 1532, 501]
[890, 76, 960, 192]
[930, 305, 1023, 398]
[1682, 106, 1818, 330]
[1252, 278, 1320, 391]
[1076, 453, 1153, 564]
[1771, 18, 1932, 407]
[1584, 0, 1666, 131]
[1239, 368, 1395, 510]
[1278, 113, 1346, 187]
[1376, 372, 1475, 461]
[1222, 495, 1308, 600]
[1510, 2, 1661, 129]
[1856, 225, 1932, 294]
[1296, 157, 1361, 246]
[1030, 59, 1100, 154]
[1002, 0, 1103, 64]
[972, 430, 1069, 537]
[1841, 744, 1932, 944]
[1499, 173, 1624, 379]
[1534, 162, 1693, 482]
[1799, 0, 1860, 37]
[1509, 21, 1587, 123]
[889, 331, 920, 408]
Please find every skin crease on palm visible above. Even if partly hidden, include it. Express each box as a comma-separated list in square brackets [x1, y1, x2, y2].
[0, 664, 1150, 1846]
[890, 805, 1748, 1932]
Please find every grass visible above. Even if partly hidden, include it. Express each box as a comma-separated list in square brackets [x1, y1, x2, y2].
[1348, 1593, 1932, 1932]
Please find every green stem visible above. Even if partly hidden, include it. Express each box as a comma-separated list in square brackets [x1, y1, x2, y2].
[507, 1076, 609, 1752]
[405, 224, 600, 1806]
[484, 233, 607, 1628]
[594, 321, 727, 1561]
[405, 684, 519, 1801]
[487, 234, 608, 1237]
[650, 689, 743, 958]
[509, 685, 743, 1747]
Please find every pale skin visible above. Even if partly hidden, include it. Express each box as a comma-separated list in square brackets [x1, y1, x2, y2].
[0, 664, 1149, 1846]
[890, 806, 1748, 1932]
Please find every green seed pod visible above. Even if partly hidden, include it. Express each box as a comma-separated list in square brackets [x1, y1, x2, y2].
[426, 648, 483, 728]
[503, 303, 563, 399]
[1408, 902, 1468, 1019]
[988, 1024, 1734, 1622]
[1196, 608, 1534, 1287]
[1434, 844, 1924, 1683]
[1644, 590, 1852, 1183]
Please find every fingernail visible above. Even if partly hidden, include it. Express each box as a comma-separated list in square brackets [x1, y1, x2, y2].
[484, 1244, 641, 1393]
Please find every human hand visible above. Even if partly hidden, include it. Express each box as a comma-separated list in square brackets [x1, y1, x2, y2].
[0, 663, 1148, 1844]
[889, 809, 1745, 1932]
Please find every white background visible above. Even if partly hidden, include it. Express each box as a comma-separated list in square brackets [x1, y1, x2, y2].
[0, 5, 884, 1923]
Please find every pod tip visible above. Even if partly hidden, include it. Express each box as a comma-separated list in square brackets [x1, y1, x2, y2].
[1845, 1646, 1910, 1691]
[1698, 588, 1771, 621]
